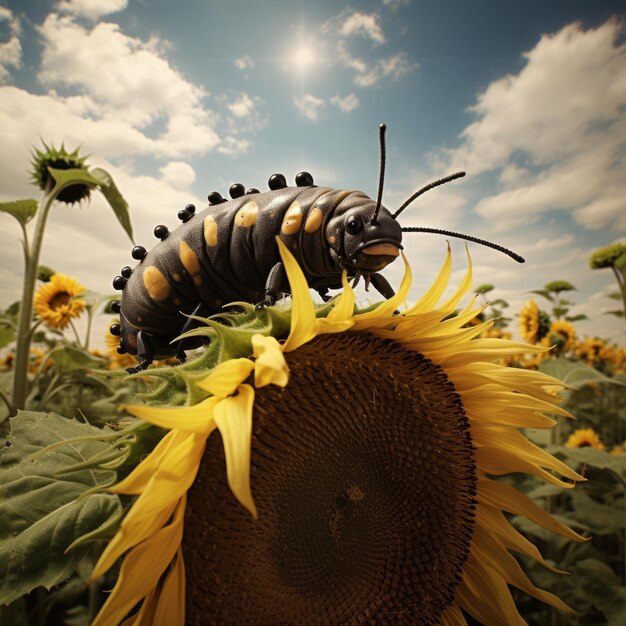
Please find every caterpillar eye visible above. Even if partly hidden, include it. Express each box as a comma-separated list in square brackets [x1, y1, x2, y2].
[346, 214, 363, 235]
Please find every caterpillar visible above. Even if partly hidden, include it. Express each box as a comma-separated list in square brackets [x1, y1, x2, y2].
[110, 125, 524, 373]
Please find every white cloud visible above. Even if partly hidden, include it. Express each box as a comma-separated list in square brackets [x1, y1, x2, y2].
[159, 161, 196, 188]
[294, 93, 325, 121]
[331, 93, 360, 112]
[234, 55, 254, 70]
[326, 12, 417, 87]
[228, 93, 255, 118]
[56, 0, 128, 21]
[383, 0, 411, 9]
[37, 13, 219, 156]
[338, 11, 385, 44]
[0, 6, 21, 83]
[216, 136, 250, 157]
[440, 20, 626, 233]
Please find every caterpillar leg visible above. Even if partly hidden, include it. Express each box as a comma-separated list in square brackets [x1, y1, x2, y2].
[370, 272, 395, 299]
[175, 303, 209, 362]
[256, 261, 285, 309]
[126, 331, 157, 373]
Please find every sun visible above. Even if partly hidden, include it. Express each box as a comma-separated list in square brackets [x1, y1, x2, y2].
[293, 43, 315, 72]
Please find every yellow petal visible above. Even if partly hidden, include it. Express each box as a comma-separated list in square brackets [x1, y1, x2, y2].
[95, 432, 206, 575]
[277, 238, 318, 352]
[317, 271, 356, 335]
[440, 244, 472, 310]
[214, 384, 257, 517]
[120, 588, 158, 626]
[252, 334, 289, 388]
[439, 603, 467, 626]
[404, 244, 451, 314]
[196, 358, 254, 396]
[326, 271, 356, 323]
[472, 527, 575, 614]
[124, 396, 220, 433]
[92, 499, 177, 580]
[351, 253, 412, 328]
[109, 429, 177, 495]
[153, 547, 186, 626]
[478, 477, 587, 542]
[91, 495, 186, 626]
[457, 553, 527, 626]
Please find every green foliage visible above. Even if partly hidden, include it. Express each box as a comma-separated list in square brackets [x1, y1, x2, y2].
[0, 199, 38, 227]
[90, 167, 133, 242]
[545, 280, 576, 293]
[0, 411, 122, 605]
[36, 265, 56, 282]
[589, 243, 626, 270]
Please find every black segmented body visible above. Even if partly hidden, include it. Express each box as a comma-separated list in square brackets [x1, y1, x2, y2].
[114, 181, 403, 369]
[111, 125, 517, 372]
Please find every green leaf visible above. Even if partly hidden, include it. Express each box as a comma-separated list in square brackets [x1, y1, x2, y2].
[574, 559, 626, 625]
[539, 357, 624, 388]
[0, 324, 16, 348]
[555, 446, 626, 473]
[490, 298, 509, 308]
[90, 167, 133, 243]
[0, 199, 38, 227]
[0, 410, 122, 604]
[567, 490, 624, 534]
[475, 284, 494, 294]
[48, 345, 103, 375]
[552, 306, 569, 318]
[529, 289, 552, 302]
[565, 314, 588, 322]
[604, 310, 625, 318]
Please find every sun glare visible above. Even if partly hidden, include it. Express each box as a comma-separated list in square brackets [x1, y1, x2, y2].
[293, 44, 315, 71]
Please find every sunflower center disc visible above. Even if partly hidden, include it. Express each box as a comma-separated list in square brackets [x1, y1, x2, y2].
[184, 333, 477, 624]
[48, 292, 71, 310]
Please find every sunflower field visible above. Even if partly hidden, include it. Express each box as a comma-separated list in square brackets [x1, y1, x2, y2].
[0, 147, 625, 625]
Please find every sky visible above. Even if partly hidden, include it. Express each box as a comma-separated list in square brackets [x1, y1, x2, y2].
[0, 0, 625, 348]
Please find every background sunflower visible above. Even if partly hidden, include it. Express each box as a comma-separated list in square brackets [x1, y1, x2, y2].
[33, 273, 86, 330]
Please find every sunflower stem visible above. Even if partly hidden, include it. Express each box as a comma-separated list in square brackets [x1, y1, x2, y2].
[69, 318, 83, 348]
[610, 266, 626, 326]
[12, 186, 57, 410]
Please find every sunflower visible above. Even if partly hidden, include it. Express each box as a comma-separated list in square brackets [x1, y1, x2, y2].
[30, 142, 91, 204]
[546, 320, 576, 353]
[519, 299, 540, 344]
[33, 273, 86, 330]
[90, 242, 585, 626]
[565, 428, 606, 451]
[576, 338, 606, 366]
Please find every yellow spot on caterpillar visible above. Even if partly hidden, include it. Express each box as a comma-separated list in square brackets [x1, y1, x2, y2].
[304, 207, 323, 233]
[235, 201, 258, 227]
[328, 235, 337, 245]
[281, 201, 303, 235]
[193, 275, 203, 286]
[143, 266, 170, 302]
[173, 273, 181, 282]
[180, 241, 201, 277]
[203, 215, 218, 247]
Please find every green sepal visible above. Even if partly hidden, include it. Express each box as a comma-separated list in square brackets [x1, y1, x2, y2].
[47, 167, 103, 195]
[0, 199, 38, 227]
